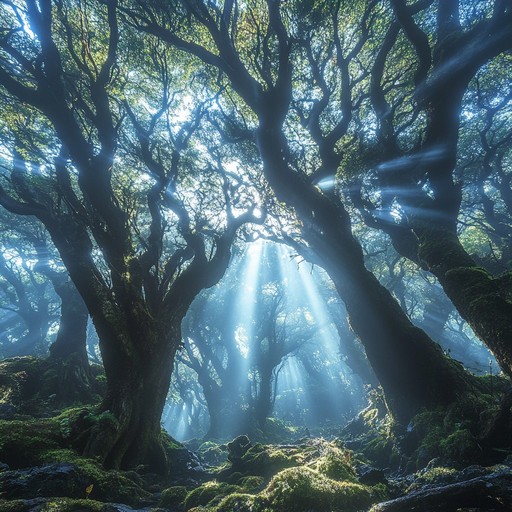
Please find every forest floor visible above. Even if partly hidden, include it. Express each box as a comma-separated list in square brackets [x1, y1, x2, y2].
[1, 357, 512, 511]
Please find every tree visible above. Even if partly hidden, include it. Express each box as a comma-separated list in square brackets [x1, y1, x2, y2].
[0, 0, 260, 471]
[0, 219, 53, 357]
[0, 210, 93, 402]
[347, 0, 512, 375]
[127, 0, 476, 423]
[180, 242, 317, 437]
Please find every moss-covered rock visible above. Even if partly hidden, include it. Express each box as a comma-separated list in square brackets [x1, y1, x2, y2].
[239, 444, 296, 477]
[195, 492, 256, 512]
[258, 467, 373, 512]
[406, 466, 458, 492]
[184, 480, 242, 509]
[0, 357, 103, 415]
[237, 475, 265, 492]
[0, 456, 150, 506]
[159, 485, 188, 509]
[0, 497, 106, 512]
[406, 392, 504, 470]
[197, 441, 227, 466]
[0, 418, 63, 468]
[313, 443, 356, 481]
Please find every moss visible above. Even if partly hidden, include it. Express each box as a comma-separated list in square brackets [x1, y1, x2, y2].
[237, 475, 265, 491]
[35, 447, 149, 505]
[313, 444, 356, 482]
[0, 498, 105, 512]
[258, 467, 373, 512]
[224, 471, 244, 484]
[439, 429, 478, 461]
[198, 441, 227, 465]
[406, 466, 458, 492]
[0, 418, 63, 468]
[237, 443, 303, 477]
[184, 481, 242, 509]
[361, 436, 394, 468]
[0, 357, 47, 413]
[408, 392, 504, 469]
[160, 485, 188, 508]
[255, 417, 301, 443]
[371, 483, 389, 502]
[203, 492, 256, 512]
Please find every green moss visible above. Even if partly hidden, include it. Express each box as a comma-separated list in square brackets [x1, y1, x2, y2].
[0, 498, 104, 512]
[0, 418, 63, 468]
[439, 429, 477, 461]
[35, 447, 149, 505]
[361, 436, 394, 468]
[184, 481, 242, 509]
[204, 492, 256, 512]
[313, 444, 356, 482]
[237, 475, 265, 491]
[408, 392, 503, 469]
[162, 430, 181, 451]
[198, 441, 226, 465]
[256, 417, 301, 443]
[406, 466, 458, 492]
[371, 483, 389, 502]
[238, 443, 302, 477]
[159, 485, 188, 508]
[224, 471, 244, 484]
[258, 467, 373, 512]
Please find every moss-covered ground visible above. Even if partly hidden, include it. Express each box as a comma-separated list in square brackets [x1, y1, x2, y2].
[1, 357, 511, 511]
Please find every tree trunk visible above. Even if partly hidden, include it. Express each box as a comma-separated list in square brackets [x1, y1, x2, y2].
[50, 279, 89, 366]
[331, 262, 469, 423]
[405, 67, 512, 377]
[256, 120, 473, 424]
[334, 311, 379, 387]
[416, 228, 512, 378]
[254, 365, 274, 428]
[79, 320, 180, 472]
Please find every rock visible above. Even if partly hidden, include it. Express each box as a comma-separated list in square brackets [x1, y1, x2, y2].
[168, 446, 208, 484]
[0, 463, 88, 500]
[227, 435, 252, 463]
[357, 465, 387, 486]
[0, 461, 153, 507]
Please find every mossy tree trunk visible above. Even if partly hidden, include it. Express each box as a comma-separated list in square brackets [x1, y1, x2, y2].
[366, 2, 512, 376]
[254, 116, 473, 423]
[83, 319, 180, 471]
[416, 229, 512, 377]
